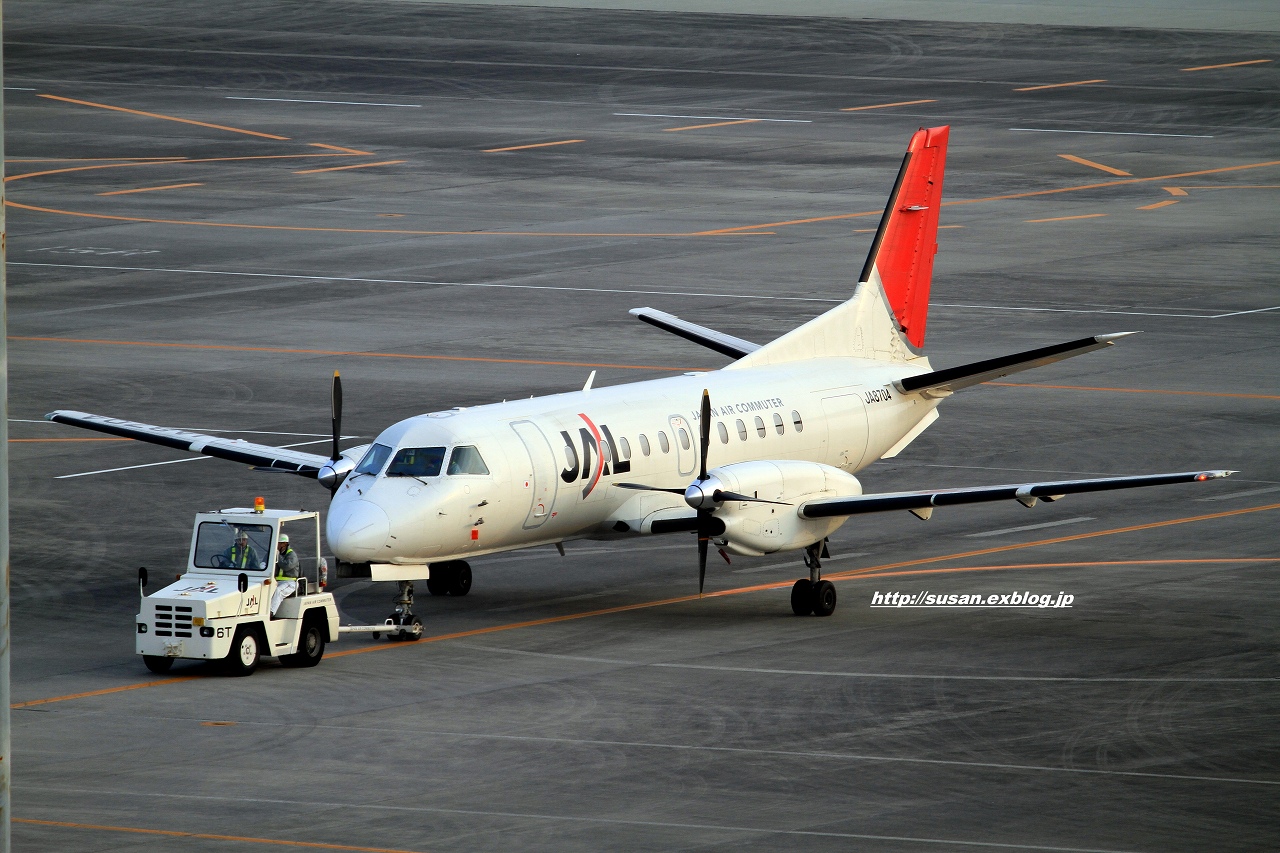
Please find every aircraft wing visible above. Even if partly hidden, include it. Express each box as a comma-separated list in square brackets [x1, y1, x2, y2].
[896, 333, 1136, 398]
[45, 410, 332, 477]
[799, 470, 1233, 520]
[629, 307, 761, 359]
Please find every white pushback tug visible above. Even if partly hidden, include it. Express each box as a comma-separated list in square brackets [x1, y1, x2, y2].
[137, 499, 422, 676]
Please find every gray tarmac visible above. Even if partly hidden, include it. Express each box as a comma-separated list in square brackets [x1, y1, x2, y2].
[5, 2, 1279, 851]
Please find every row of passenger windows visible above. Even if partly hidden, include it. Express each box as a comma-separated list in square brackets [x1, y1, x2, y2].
[584, 410, 804, 465]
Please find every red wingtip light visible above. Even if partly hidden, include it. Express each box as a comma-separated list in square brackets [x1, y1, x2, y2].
[1195, 473, 1209, 481]
[254, 496, 266, 513]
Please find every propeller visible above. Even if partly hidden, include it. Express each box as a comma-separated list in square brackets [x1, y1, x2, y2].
[330, 371, 343, 466]
[317, 371, 354, 495]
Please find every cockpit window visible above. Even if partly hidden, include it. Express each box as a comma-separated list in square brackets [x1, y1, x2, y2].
[354, 443, 392, 476]
[447, 445, 490, 475]
[386, 447, 446, 478]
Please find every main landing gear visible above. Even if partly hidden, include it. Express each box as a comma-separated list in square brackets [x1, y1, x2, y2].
[426, 560, 472, 597]
[791, 540, 837, 617]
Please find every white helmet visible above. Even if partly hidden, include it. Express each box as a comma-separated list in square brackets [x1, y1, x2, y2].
[278, 533, 289, 543]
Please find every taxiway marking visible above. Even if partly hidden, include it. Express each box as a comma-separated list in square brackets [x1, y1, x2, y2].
[96, 182, 203, 196]
[1011, 128, 1213, 138]
[13, 819, 427, 853]
[309, 143, 375, 155]
[1198, 485, 1280, 502]
[294, 160, 404, 174]
[37, 94, 290, 140]
[966, 517, 1095, 538]
[484, 139, 585, 152]
[664, 119, 758, 131]
[1137, 199, 1179, 210]
[4, 152, 350, 183]
[840, 99, 936, 111]
[1058, 154, 1131, 176]
[615, 113, 810, 122]
[1025, 214, 1107, 223]
[989, 382, 1280, 400]
[1182, 59, 1271, 71]
[9, 437, 129, 443]
[227, 95, 421, 107]
[1014, 79, 1106, 91]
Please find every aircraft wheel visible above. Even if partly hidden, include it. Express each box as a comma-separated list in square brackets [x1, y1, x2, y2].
[790, 579, 814, 616]
[426, 574, 448, 596]
[811, 580, 837, 617]
[223, 628, 260, 676]
[143, 655, 173, 674]
[448, 563, 472, 597]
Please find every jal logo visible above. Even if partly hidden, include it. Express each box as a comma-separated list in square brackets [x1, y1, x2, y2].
[560, 413, 630, 498]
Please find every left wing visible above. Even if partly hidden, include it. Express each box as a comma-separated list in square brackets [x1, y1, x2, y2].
[45, 410, 332, 477]
[800, 470, 1234, 520]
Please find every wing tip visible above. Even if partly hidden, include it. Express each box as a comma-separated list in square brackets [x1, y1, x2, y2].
[1095, 331, 1142, 344]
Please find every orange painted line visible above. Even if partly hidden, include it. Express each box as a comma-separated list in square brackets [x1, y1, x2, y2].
[840, 99, 937, 112]
[309, 143, 375, 155]
[664, 119, 759, 131]
[11, 675, 203, 709]
[12, 818, 426, 853]
[8, 336, 703, 373]
[294, 160, 405, 175]
[988, 381, 1280, 401]
[9, 438, 131, 443]
[1137, 199, 1180, 210]
[1182, 59, 1272, 71]
[484, 139, 585, 153]
[1058, 154, 1131, 176]
[38, 94, 290, 140]
[96, 182, 203, 196]
[4, 152, 346, 183]
[9, 157, 191, 163]
[1164, 187, 1189, 196]
[1014, 79, 1106, 91]
[1176, 185, 1280, 189]
[1026, 213, 1108, 223]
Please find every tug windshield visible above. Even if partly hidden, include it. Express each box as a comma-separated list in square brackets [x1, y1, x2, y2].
[195, 522, 272, 570]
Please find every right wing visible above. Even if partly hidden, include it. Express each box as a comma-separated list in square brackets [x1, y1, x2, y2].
[45, 410, 334, 477]
[629, 307, 762, 360]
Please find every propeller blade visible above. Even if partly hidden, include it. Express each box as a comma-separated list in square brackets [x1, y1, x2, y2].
[616, 483, 686, 494]
[715, 490, 791, 506]
[698, 389, 711, 482]
[330, 371, 343, 463]
[697, 519, 709, 597]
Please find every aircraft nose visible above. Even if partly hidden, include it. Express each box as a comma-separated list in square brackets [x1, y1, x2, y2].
[327, 499, 391, 562]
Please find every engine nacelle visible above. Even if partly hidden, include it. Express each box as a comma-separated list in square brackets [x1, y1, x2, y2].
[709, 461, 862, 555]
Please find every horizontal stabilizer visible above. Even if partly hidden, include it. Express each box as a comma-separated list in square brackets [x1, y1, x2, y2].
[896, 333, 1137, 397]
[45, 410, 332, 477]
[630, 307, 761, 360]
[800, 470, 1233, 519]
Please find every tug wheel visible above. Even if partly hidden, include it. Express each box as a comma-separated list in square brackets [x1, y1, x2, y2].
[143, 655, 173, 674]
[223, 628, 260, 676]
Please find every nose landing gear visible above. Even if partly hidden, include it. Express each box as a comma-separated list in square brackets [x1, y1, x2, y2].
[791, 540, 837, 617]
[380, 580, 422, 641]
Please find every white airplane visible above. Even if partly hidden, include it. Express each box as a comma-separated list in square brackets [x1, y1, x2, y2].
[48, 125, 1232, 628]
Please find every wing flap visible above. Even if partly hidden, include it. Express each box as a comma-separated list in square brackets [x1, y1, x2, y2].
[45, 410, 330, 476]
[629, 307, 761, 360]
[800, 470, 1234, 519]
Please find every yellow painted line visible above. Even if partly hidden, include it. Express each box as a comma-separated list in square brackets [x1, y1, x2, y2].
[484, 139, 585, 153]
[840, 99, 937, 112]
[939, 224, 965, 228]
[989, 381, 1280, 401]
[1137, 199, 1180, 210]
[309, 143, 375, 155]
[37, 94, 290, 140]
[11, 676, 203, 708]
[1164, 186, 1189, 196]
[294, 160, 405, 175]
[4, 152, 347, 183]
[1058, 154, 1131, 176]
[201, 721, 237, 726]
[1014, 79, 1106, 92]
[8, 336, 704, 373]
[664, 119, 759, 131]
[96, 182, 203, 196]
[9, 438, 131, 443]
[1182, 59, 1272, 71]
[9, 157, 190, 163]
[13, 818, 427, 853]
[1025, 213, 1108, 223]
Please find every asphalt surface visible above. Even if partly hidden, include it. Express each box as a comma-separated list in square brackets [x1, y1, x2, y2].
[6, 2, 1279, 851]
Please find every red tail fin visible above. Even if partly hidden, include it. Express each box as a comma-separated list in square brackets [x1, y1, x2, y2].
[858, 125, 949, 350]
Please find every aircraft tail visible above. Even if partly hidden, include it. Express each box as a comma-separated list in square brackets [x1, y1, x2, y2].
[726, 125, 949, 371]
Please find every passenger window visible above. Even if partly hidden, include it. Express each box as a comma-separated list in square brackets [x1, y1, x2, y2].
[792, 410, 804, 432]
[658, 431, 670, 453]
[773, 413, 785, 434]
[736, 419, 747, 441]
[354, 443, 392, 476]
[717, 422, 729, 444]
[447, 445, 490, 475]
[639, 434, 651, 456]
[563, 440, 579, 471]
[754, 416, 766, 438]
[619, 436, 631, 459]
[599, 440, 611, 465]
[387, 446, 446, 478]
[677, 428, 690, 450]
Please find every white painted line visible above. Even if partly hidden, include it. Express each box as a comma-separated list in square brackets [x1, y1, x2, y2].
[1010, 127, 1214, 138]
[966, 516, 1095, 538]
[5, 87, 36, 91]
[54, 438, 332, 479]
[488, 592, 610, 613]
[1198, 485, 1280, 502]
[732, 551, 868, 573]
[226, 96, 421, 108]
[615, 112, 811, 123]
[935, 302, 1222, 319]
[1209, 305, 1280, 318]
[650, 662, 1277, 684]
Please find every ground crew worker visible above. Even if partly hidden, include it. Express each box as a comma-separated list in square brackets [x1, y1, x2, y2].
[223, 529, 261, 569]
[271, 533, 300, 615]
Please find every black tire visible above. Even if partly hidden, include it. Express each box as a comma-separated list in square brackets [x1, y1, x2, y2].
[425, 574, 448, 596]
[280, 619, 325, 668]
[448, 563, 472, 597]
[790, 579, 814, 616]
[223, 627, 260, 676]
[400, 616, 423, 641]
[143, 655, 173, 674]
[811, 580, 837, 617]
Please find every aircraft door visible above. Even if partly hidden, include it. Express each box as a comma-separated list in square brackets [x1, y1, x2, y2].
[668, 414, 697, 477]
[510, 420, 559, 529]
[820, 394, 870, 471]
